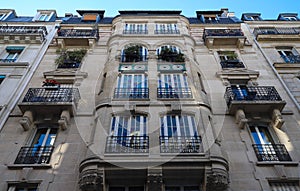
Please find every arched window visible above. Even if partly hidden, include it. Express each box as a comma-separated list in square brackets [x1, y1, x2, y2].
[121, 45, 148, 62]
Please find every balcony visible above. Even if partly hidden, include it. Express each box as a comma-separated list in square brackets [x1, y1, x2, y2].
[14, 146, 54, 164]
[0, 26, 47, 44]
[252, 144, 292, 161]
[157, 87, 192, 99]
[224, 86, 286, 114]
[273, 55, 300, 69]
[159, 136, 202, 153]
[56, 29, 98, 46]
[203, 29, 246, 49]
[254, 27, 300, 41]
[220, 60, 245, 69]
[154, 29, 180, 34]
[18, 88, 80, 116]
[113, 88, 149, 99]
[57, 61, 81, 69]
[105, 136, 149, 153]
[123, 30, 148, 34]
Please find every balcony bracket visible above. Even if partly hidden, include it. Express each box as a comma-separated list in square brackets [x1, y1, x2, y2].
[19, 110, 34, 131]
[58, 110, 71, 131]
[147, 167, 163, 191]
[272, 109, 285, 129]
[235, 109, 248, 129]
[206, 169, 229, 191]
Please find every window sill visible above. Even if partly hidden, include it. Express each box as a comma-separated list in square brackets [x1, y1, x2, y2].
[7, 164, 52, 169]
[256, 161, 299, 166]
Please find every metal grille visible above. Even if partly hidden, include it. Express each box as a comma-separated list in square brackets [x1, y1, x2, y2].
[0, 26, 47, 40]
[154, 29, 180, 34]
[252, 144, 292, 161]
[254, 27, 300, 37]
[22, 88, 80, 105]
[203, 29, 244, 38]
[123, 30, 148, 34]
[160, 136, 202, 153]
[114, 88, 149, 99]
[157, 87, 192, 99]
[57, 29, 98, 39]
[14, 146, 54, 164]
[220, 60, 245, 68]
[280, 55, 300, 64]
[105, 136, 149, 153]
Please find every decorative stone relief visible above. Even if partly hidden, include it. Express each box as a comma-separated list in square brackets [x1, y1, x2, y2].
[206, 169, 229, 191]
[272, 109, 284, 129]
[235, 109, 248, 129]
[78, 169, 104, 191]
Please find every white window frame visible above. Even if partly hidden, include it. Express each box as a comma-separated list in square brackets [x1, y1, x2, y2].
[110, 115, 147, 137]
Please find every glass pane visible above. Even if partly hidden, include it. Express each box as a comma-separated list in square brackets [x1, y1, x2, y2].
[165, 186, 180, 191]
[184, 186, 200, 191]
[109, 187, 125, 191]
[129, 186, 144, 191]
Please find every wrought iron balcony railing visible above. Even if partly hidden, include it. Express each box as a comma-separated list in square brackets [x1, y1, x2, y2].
[253, 27, 300, 37]
[22, 88, 80, 105]
[252, 144, 292, 161]
[203, 29, 244, 38]
[0, 58, 17, 63]
[224, 86, 282, 106]
[157, 87, 192, 99]
[14, 146, 54, 164]
[120, 54, 148, 62]
[114, 88, 149, 99]
[220, 60, 245, 68]
[154, 29, 180, 34]
[159, 136, 202, 153]
[57, 61, 81, 69]
[123, 30, 148, 34]
[0, 26, 47, 40]
[105, 136, 149, 153]
[57, 29, 99, 39]
[280, 55, 300, 64]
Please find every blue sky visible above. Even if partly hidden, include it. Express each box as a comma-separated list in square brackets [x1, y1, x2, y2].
[2, 0, 300, 19]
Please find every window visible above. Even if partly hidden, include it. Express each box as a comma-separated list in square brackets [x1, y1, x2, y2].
[106, 115, 148, 153]
[7, 183, 38, 191]
[121, 45, 148, 62]
[114, 73, 148, 99]
[204, 15, 218, 23]
[165, 186, 200, 191]
[0, 13, 6, 21]
[160, 114, 202, 153]
[1, 46, 24, 63]
[250, 125, 292, 161]
[14, 126, 57, 164]
[0, 75, 5, 85]
[124, 23, 148, 34]
[155, 23, 179, 34]
[269, 181, 300, 191]
[218, 51, 244, 68]
[277, 47, 300, 63]
[157, 73, 192, 98]
[38, 14, 49, 21]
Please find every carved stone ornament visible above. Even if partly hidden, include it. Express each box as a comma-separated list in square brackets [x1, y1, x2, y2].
[206, 170, 229, 191]
[147, 174, 163, 191]
[78, 169, 103, 191]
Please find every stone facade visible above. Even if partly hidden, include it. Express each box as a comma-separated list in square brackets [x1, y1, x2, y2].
[0, 8, 299, 191]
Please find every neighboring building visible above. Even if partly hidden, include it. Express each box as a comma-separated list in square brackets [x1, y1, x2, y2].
[0, 8, 299, 191]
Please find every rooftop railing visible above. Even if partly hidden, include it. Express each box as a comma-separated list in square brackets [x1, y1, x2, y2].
[253, 27, 300, 37]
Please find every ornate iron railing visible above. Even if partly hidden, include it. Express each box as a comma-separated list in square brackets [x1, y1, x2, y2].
[57, 61, 81, 69]
[280, 55, 300, 64]
[252, 144, 292, 161]
[14, 146, 54, 164]
[0, 26, 47, 40]
[105, 136, 149, 153]
[22, 88, 80, 105]
[57, 29, 98, 39]
[154, 29, 180, 34]
[123, 30, 148, 34]
[220, 60, 245, 68]
[253, 27, 300, 37]
[0, 58, 17, 63]
[224, 86, 282, 106]
[203, 29, 244, 38]
[157, 87, 192, 99]
[114, 88, 149, 99]
[120, 54, 148, 62]
[160, 136, 202, 153]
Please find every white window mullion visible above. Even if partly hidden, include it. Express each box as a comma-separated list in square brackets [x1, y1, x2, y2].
[187, 116, 195, 137]
[163, 116, 168, 137]
[41, 128, 51, 147]
[175, 115, 181, 137]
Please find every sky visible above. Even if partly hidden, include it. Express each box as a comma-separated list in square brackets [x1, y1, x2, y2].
[2, 0, 300, 19]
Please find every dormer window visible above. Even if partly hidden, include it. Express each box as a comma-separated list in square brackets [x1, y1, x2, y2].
[204, 15, 218, 23]
[284, 16, 298, 21]
[38, 14, 50, 21]
[33, 10, 56, 22]
[0, 13, 6, 21]
[82, 13, 98, 21]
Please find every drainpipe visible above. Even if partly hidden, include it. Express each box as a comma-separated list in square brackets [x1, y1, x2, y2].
[244, 23, 300, 111]
[0, 26, 58, 131]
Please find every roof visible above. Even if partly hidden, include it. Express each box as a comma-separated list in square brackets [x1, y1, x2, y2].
[118, 10, 182, 15]
[76, 10, 105, 18]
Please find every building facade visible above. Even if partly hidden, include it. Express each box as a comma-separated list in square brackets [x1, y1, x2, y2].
[0, 8, 299, 191]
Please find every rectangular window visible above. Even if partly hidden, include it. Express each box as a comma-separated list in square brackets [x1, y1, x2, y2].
[2, 46, 24, 63]
[218, 51, 244, 68]
[155, 23, 179, 34]
[277, 47, 300, 63]
[160, 114, 201, 153]
[114, 73, 148, 99]
[165, 186, 201, 191]
[0, 75, 5, 85]
[0, 13, 6, 21]
[38, 14, 49, 21]
[106, 115, 148, 153]
[124, 23, 148, 34]
[157, 73, 192, 98]
[14, 126, 57, 164]
[7, 183, 38, 191]
[269, 181, 300, 191]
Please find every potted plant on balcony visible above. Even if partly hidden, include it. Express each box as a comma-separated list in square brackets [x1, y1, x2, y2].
[55, 48, 87, 68]
[158, 47, 185, 62]
[42, 79, 60, 90]
[123, 45, 142, 62]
